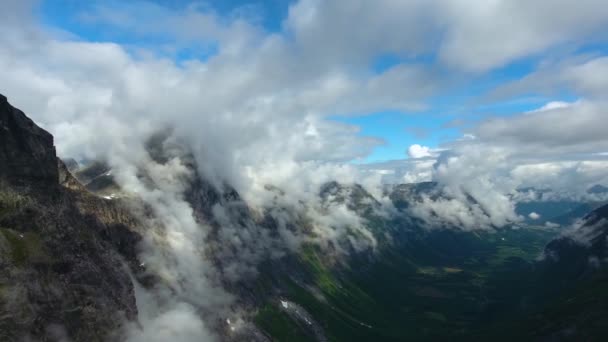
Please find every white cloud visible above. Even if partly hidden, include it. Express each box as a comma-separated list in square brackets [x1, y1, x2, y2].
[423, 146, 521, 229]
[492, 56, 608, 100]
[527, 100, 576, 113]
[407, 144, 433, 158]
[125, 302, 217, 342]
[358, 159, 435, 184]
[437, 0, 608, 72]
[287, 0, 608, 72]
[475, 100, 608, 157]
[529, 212, 541, 220]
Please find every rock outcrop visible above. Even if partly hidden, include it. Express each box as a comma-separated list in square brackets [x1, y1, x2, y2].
[0, 94, 58, 188]
[0, 94, 141, 341]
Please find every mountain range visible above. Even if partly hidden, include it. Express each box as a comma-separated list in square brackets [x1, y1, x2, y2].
[1, 94, 608, 341]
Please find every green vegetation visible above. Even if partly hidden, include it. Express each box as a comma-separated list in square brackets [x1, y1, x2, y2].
[0, 228, 48, 266]
[256, 225, 559, 341]
[0, 189, 28, 219]
[255, 304, 312, 342]
[299, 245, 342, 295]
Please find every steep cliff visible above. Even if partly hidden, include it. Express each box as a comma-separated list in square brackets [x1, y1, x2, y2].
[0, 94, 142, 341]
[0, 94, 58, 188]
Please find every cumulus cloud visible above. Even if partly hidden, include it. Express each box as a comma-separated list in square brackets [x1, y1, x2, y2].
[286, 0, 608, 72]
[510, 161, 608, 197]
[475, 100, 608, 157]
[491, 56, 608, 100]
[407, 145, 523, 230]
[407, 144, 432, 158]
[529, 212, 541, 220]
[437, 0, 608, 71]
[411, 97, 608, 228]
[357, 159, 434, 184]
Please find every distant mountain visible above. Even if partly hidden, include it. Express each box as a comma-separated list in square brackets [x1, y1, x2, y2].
[320, 181, 382, 216]
[588, 184, 608, 194]
[516, 200, 597, 226]
[386, 181, 440, 210]
[514, 186, 607, 226]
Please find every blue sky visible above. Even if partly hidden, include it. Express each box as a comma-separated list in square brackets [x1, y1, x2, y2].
[32, 0, 603, 163]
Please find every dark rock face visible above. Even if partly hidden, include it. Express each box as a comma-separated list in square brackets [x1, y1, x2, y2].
[541, 203, 608, 286]
[0, 94, 141, 341]
[388, 181, 440, 210]
[320, 181, 381, 215]
[0, 95, 58, 187]
[545, 203, 608, 262]
[58, 158, 88, 191]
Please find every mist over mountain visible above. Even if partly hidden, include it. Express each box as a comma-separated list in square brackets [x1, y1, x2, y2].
[2, 94, 608, 341]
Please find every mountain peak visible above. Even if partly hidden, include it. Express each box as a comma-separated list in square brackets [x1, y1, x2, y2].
[0, 94, 58, 188]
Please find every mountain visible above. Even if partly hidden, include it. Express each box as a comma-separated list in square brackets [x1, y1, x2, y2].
[2, 93, 608, 341]
[544, 203, 608, 274]
[251, 184, 608, 341]
[387, 181, 441, 210]
[587, 184, 608, 195]
[0, 95, 144, 341]
[0, 94, 58, 187]
[252, 182, 559, 341]
[514, 186, 607, 227]
[516, 200, 595, 226]
[484, 203, 608, 341]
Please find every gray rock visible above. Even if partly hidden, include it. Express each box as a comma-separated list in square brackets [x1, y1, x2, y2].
[0, 95, 58, 188]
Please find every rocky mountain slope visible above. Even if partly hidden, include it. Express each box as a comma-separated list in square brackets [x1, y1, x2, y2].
[483, 203, 608, 341]
[0, 94, 142, 341]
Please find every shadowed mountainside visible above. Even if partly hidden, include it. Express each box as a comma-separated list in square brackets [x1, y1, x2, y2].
[0, 94, 143, 341]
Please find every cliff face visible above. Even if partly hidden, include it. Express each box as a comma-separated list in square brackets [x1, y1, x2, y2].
[541, 203, 608, 281]
[0, 94, 58, 187]
[0, 95, 141, 341]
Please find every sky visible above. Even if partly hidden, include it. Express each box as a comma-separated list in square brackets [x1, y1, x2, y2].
[22, 0, 605, 163]
[1, 0, 608, 195]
